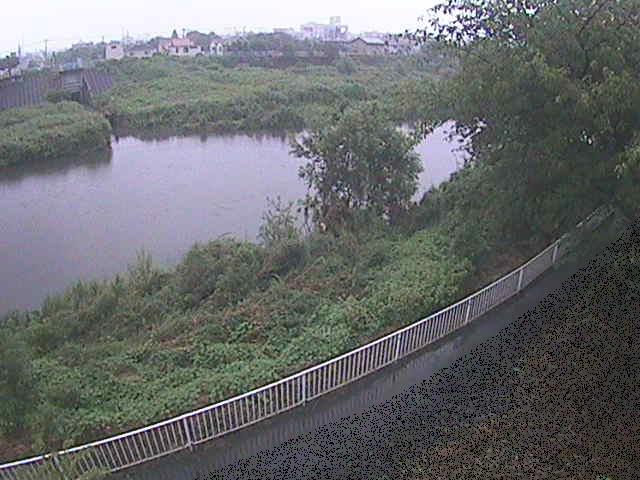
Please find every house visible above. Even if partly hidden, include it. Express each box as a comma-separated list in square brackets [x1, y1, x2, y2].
[187, 31, 215, 53]
[385, 35, 420, 56]
[342, 37, 387, 56]
[210, 41, 225, 57]
[159, 37, 202, 57]
[126, 43, 156, 59]
[105, 42, 125, 61]
[0, 55, 21, 79]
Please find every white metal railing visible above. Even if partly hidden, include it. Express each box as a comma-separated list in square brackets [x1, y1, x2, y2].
[0, 207, 613, 480]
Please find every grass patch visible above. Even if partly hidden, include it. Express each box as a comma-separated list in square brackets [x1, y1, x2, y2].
[0, 102, 111, 167]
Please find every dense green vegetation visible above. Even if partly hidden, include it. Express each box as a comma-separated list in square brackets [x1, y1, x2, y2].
[0, 102, 112, 167]
[94, 55, 445, 134]
[0, 220, 471, 458]
[0, 93, 588, 462]
[422, 0, 640, 237]
[3, 0, 639, 468]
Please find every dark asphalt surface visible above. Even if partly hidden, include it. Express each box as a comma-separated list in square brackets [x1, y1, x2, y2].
[114, 225, 616, 480]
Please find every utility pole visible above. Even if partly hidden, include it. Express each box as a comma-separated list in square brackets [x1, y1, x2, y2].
[44, 39, 48, 62]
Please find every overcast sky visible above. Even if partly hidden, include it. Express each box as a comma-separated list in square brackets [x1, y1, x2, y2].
[1, 0, 438, 56]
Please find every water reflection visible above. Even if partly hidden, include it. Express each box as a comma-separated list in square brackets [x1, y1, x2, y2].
[112, 127, 290, 145]
[0, 148, 112, 185]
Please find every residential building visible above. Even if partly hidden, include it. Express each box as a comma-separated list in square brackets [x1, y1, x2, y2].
[126, 42, 156, 59]
[159, 37, 202, 57]
[0, 55, 21, 79]
[341, 37, 387, 56]
[105, 42, 125, 60]
[187, 31, 216, 53]
[210, 41, 225, 57]
[126, 48, 154, 59]
[385, 35, 420, 56]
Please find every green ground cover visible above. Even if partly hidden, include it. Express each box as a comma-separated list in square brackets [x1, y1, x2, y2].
[0, 102, 111, 167]
[94, 56, 438, 133]
[0, 222, 472, 458]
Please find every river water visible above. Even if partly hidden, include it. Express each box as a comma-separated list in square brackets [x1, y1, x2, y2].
[0, 124, 465, 315]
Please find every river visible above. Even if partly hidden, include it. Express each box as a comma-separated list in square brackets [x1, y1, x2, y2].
[0, 123, 465, 315]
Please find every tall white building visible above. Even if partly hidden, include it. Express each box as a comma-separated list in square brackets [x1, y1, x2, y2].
[300, 17, 349, 41]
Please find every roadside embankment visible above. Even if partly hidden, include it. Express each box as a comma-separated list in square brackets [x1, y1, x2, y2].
[392, 220, 640, 479]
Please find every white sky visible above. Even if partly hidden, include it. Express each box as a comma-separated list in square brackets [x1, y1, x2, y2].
[1, 0, 438, 56]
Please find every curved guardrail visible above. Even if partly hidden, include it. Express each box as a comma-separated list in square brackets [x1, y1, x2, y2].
[0, 207, 613, 480]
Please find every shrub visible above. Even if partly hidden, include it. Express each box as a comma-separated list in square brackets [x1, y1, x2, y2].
[175, 240, 265, 308]
[0, 335, 36, 434]
[259, 197, 301, 249]
[259, 197, 307, 276]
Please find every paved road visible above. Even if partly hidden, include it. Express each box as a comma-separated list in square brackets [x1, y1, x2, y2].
[114, 231, 613, 480]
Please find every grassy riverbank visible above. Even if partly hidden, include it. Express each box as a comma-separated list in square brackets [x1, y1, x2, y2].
[0, 102, 112, 167]
[0, 225, 470, 459]
[94, 56, 438, 134]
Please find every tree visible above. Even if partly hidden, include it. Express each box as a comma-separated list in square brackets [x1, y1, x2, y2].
[292, 102, 422, 231]
[425, 0, 640, 236]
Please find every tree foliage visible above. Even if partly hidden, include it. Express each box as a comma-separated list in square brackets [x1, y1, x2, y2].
[427, 0, 640, 237]
[293, 102, 422, 230]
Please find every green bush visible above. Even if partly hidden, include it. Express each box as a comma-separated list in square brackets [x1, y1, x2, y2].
[175, 240, 265, 308]
[0, 335, 36, 434]
[0, 102, 112, 167]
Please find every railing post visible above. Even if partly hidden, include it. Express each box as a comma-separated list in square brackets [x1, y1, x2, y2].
[393, 334, 401, 362]
[301, 374, 307, 404]
[52, 455, 69, 480]
[516, 268, 524, 293]
[464, 300, 472, 324]
[551, 241, 560, 264]
[182, 418, 194, 452]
